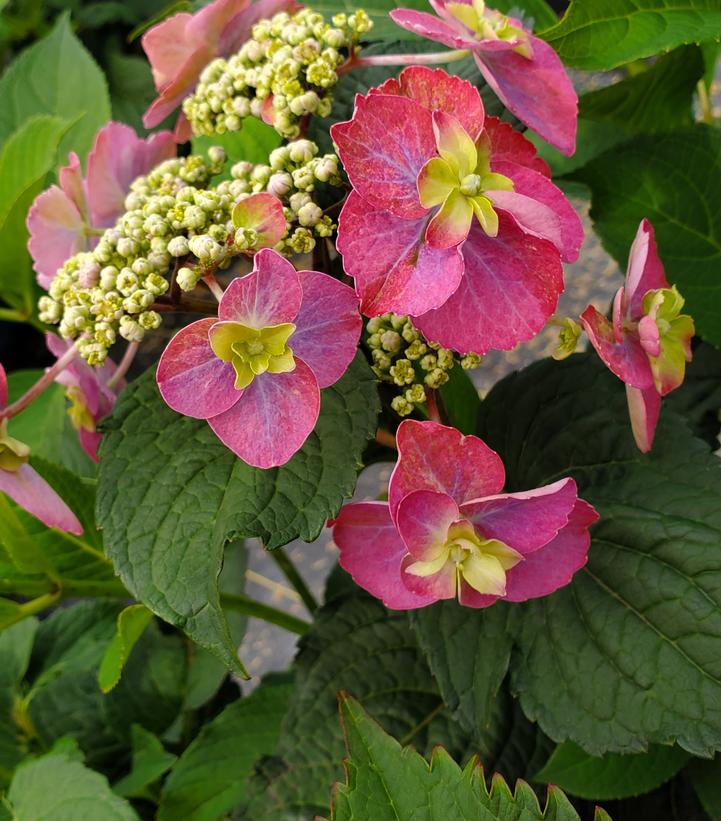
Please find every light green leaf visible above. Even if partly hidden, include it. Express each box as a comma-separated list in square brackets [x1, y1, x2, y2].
[541, 0, 721, 70]
[535, 742, 689, 800]
[327, 695, 587, 821]
[96, 354, 379, 676]
[113, 725, 177, 799]
[192, 117, 282, 172]
[0, 13, 111, 159]
[98, 605, 153, 694]
[158, 676, 293, 820]
[572, 126, 721, 346]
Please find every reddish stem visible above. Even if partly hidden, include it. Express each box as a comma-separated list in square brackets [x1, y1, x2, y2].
[426, 389, 443, 424]
[1, 344, 79, 421]
[338, 48, 470, 75]
[375, 428, 398, 450]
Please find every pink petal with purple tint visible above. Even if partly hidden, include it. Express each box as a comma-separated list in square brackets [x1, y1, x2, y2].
[156, 318, 240, 419]
[79, 429, 103, 463]
[291, 270, 361, 389]
[626, 384, 661, 453]
[58, 153, 88, 217]
[389, 420, 505, 521]
[396, 489, 459, 560]
[0, 363, 7, 407]
[460, 477, 579, 555]
[400, 552, 456, 600]
[376, 66, 485, 141]
[0, 464, 83, 535]
[484, 116, 550, 176]
[336, 192, 464, 316]
[390, 8, 478, 50]
[623, 219, 669, 319]
[474, 34, 578, 156]
[208, 356, 319, 468]
[414, 214, 563, 354]
[580, 304, 654, 389]
[332, 501, 438, 610]
[331, 94, 435, 219]
[218, 248, 302, 326]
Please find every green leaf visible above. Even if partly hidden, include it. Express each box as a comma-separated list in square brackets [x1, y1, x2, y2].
[572, 126, 721, 347]
[113, 725, 177, 799]
[327, 694, 585, 821]
[494, 0, 556, 30]
[579, 46, 704, 134]
[0, 115, 69, 315]
[157, 676, 293, 820]
[0, 13, 111, 159]
[106, 49, 157, 136]
[438, 366, 481, 435]
[665, 342, 721, 447]
[540, 0, 721, 70]
[535, 742, 689, 800]
[98, 604, 153, 693]
[192, 117, 282, 171]
[688, 756, 721, 819]
[6, 745, 140, 821]
[475, 353, 721, 756]
[528, 118, 629, 179]
[96, 354, 379, 675]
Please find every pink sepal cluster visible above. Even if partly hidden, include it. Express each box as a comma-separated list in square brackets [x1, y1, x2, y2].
[156, 249, 361, 468]
[142, 0, 299, 141]
[332, 420, 598, 610]
[390, 0, 578, 155]
[27, 123, 175, 288]
[331, 66, 582, 355]
[580, 219, 695, 452]
[0, 364, 83, 535]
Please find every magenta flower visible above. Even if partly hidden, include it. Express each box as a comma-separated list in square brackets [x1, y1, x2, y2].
[46, 334, 122, 463]
[331, 66, 582, 355]
[142, 0, 298, 141]
[332, 420, 598, 610]
[27, 122, 175, 289]
[390, 0, 578, 155]
[580, 219, 695, 453]
[0, 364, 83, 535]
[156, 248, 361, 468]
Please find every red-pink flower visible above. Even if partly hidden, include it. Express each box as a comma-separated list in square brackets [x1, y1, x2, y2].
[142, 0, 298, 141]
[27, 122, 175, 289]
[580, 219, 695, 453]
[332, 420, 598, 610]
[156, 249, 361, 468]
[0, 364, 83, 535]
[331, 66, 582, 355]
[390, 0, 577, 155]
[46, 335, 122, 463]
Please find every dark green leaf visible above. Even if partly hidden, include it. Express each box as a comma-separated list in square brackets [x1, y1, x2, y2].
[113, 725, 177, 799]
[158, 677, 293, 820]
[0, 619, 37, 786]
[665, 342, 721, 447]
[541, 0, 721, 70]
[535, 742, 689, 800]
[96, 354, 379, 675]
[106, 50, 157, 135]
[439, 366, 481, 435]
[688, 756, 721, 819]
[573, 126, 721, 346]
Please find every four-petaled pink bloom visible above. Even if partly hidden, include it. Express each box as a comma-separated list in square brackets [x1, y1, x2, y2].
[332, 420, 598, 610]
[27, 122, 175, 289]
[580, 219, 695, 453]
[156, 248, 361, 468]
[332, 66, 583, 356]
[0, 364, 83, 535]
[142, 0, 299, 141]
[46, 334, 122, 463]
[390, 0, 577, 155]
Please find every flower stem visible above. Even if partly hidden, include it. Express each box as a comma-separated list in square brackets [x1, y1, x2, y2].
[375, 428, 398, 450]
[220, 592, 310, 634]
[2, 590, 62, 629]
[1, 343, 79, 421]
[426, 389, 444, 424]
[107, 342, 139, 389]
[338, 48, 470, 75]
[697, 79, 714, 124]
[269, 547, 319, 614]
[203, 273, 225, 302]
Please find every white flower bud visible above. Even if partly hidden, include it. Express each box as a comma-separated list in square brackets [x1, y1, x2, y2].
[297, 202, 322, 227]
[167, 236, 190, 257]
[267, 172, 293, 197]
[188, 234, 222, 260]
[119, 317, 145, 343]
[177, 267, 201, 291]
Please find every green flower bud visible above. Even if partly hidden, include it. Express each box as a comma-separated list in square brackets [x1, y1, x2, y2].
[380, 330, 402, 353]
[405, 339, 428, 361]
[460, 353, 482, 369]
[405, 383, 426, 404]
[390, 358, 415, 386]
[177, 266, 201, 291]
[391, 395, 413, 417]
[424, 368, 449, 389]
[119, 316, 145, 343]
[168, 236, 190, 257]
[297, 202, 323, 227]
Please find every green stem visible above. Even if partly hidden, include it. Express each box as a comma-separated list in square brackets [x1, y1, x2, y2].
[0, 307, 28, 323]
[697, 79, 714, 125]
[2, 590, 62, 628]
[269, 548, 319, 614]
[220, 592, 310, 635]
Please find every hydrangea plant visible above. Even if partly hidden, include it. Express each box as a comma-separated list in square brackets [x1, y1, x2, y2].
[0, 0, 720, 817]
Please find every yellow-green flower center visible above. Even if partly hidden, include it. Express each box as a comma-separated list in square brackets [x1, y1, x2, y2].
[66, 386, 95, 433]
[209, 320, 296, 390]
[640, 286, 695, 394]
[446, 0, 532, 57]
[0, 420, 30, 473]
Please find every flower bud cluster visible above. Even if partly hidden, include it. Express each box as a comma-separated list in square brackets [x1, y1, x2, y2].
[183, 8, 373, 139]
[218, 138, 343, 254]
[365, 314, 482, 417]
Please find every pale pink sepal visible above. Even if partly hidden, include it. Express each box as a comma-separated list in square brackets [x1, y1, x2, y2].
[232, 192, 287, 248]
[623, 218, 669, 318]
[0, 464, 83, 535]
[396, 489, 459, 561]
[626, 384, 661, 453]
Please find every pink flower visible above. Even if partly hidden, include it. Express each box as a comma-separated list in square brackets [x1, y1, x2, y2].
[156, 248, 361, 468]
[141, 0, 299, 141]
[331, 66, 582, 355]
[27, 123, 175, 289]
[46, 334, 122, 463]
[390, 0, 577, 155]
[0, 364, 83, 535]
[332, 420, 598, 610]
[580, 219, 695, 453]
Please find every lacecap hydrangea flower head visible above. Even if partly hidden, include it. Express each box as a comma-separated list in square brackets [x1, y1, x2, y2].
[580, 219, 694, 452]
[332, 66, 583, 356]
[157, 248, 361, 468]
[332, 420, 598, 609]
